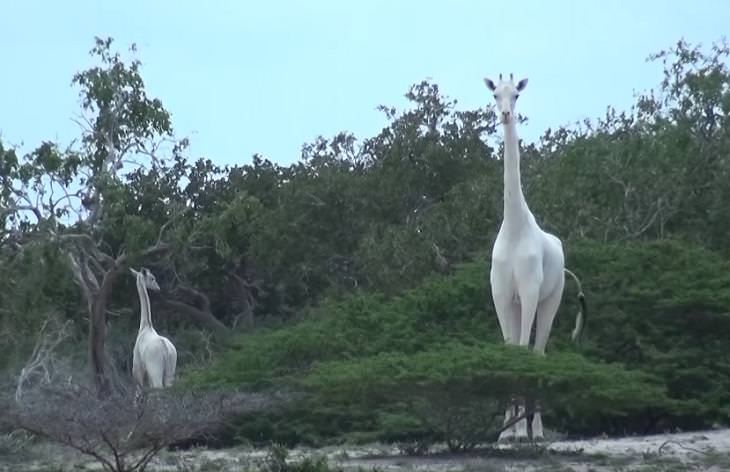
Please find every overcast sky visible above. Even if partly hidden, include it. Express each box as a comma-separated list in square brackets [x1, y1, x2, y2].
[1, 0, 728, 167]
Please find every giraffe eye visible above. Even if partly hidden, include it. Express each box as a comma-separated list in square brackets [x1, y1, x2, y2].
[493, 94, 497, 99]
[515, 94, 520, 99]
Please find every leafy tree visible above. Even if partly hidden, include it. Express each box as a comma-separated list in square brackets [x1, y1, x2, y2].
[1, 37, 183, 396]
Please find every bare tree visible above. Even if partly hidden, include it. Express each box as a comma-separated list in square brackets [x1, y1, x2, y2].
[9, 318, 285, 472]
[14, 315, 73, 403]
[9, 379, 277, 472]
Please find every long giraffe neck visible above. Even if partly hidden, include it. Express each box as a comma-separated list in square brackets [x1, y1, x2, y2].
[502, 119, 530, 228]
[136, 276, 154, 333]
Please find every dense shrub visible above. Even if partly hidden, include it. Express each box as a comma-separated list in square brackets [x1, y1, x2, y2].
[186, 239, 730, 445]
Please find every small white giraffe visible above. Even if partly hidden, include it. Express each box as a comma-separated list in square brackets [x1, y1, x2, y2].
[485, 74, 585, 441]
[130, 267, 177, 389]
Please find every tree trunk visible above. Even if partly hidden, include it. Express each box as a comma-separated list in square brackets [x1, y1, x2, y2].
[89, 267, 121, 398]
[89, 305, 111, 398]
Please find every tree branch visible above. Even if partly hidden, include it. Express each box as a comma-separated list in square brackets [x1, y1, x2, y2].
[162, 298, 229, 336]
[0, 203, 43, 224]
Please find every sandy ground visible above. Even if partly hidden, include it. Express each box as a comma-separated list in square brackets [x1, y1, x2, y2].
[548, 429, 730, 457]
[2, 428, 730, 471]
[329, 429, 730, 471]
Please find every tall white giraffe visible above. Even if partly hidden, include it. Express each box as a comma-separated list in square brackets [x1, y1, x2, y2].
[130, 267, 177, 389]
[485, 74, 585, 441]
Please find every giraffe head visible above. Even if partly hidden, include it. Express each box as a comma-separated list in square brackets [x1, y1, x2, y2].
[484, 73, 528, 124]
[130, 267, 160, 292]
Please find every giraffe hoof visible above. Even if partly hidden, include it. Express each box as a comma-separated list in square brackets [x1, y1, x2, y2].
[497, 432, 517, 443]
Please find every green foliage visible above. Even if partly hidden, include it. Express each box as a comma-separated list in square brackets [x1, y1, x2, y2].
[190, 240, 730, 444]
[187, 261, 492, 389]
[0, 240, 81, 370]
[304, 343, 663, 412]
[303, 343, 668, 447]
[527, 39, 730, 248]
[567, 240, 730, 426]
[73, 37, 173, 171]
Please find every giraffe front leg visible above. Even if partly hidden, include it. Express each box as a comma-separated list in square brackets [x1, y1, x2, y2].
[498, 401, 518, 442]
[514, 400, 529, 440]
[514, 256, 543, 348]
[498, 398, 530, 442]
[132, 356, 145, 388]
[523, 394, 544, 441]
[531, 410, 544, 441]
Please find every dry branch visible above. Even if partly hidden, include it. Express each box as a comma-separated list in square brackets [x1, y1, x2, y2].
[15, 316, 73, 403]
[9, 379, 278, 472]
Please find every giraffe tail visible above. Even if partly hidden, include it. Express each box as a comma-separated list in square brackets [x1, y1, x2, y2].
[564, 268, 587, 343]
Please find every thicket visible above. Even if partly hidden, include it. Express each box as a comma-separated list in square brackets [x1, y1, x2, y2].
[187, 240, 730, 446]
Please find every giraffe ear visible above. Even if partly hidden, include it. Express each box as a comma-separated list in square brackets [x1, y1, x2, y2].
[484, 78, 496, 91]
[129, 268, 140, 277]
[516, 78, 528, 91]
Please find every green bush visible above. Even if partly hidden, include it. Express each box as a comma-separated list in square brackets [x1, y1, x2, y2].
[566, 240, 730, 428]
[304, 343, 669, 444]
[185, 239, 730, 445]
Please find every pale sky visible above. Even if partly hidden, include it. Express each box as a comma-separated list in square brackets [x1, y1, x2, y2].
[1, 1, 728, 167]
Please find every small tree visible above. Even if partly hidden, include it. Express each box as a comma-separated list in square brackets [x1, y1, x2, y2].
[1, 37, 187, 397]
[304, 343, 670, 449]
